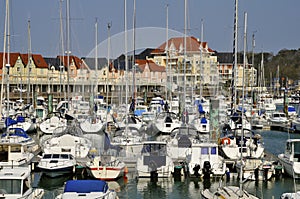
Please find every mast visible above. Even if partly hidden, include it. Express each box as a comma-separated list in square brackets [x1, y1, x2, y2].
[1, 0, 9, 118]
[124, 0, 129, 133]
[94, 18, 98, 99]
[106, 22, 111, 131]
[66, 0, 70, 102]
[250, 32, 255, 126]
[59, 0, 66, 101]
[239, 11, 247, 197]
[231, 0, 238, 113]
[165, 4, 169, 102]
[199, 19, 204, 100]
[27, 20, 32, 104]
[132, 0, 136, 104]
[183, 0, 187, 125]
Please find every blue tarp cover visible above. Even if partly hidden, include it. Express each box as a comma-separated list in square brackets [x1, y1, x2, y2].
[64, 180, 108, 193]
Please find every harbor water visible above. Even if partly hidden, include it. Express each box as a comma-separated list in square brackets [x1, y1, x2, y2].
[33, 129, 300, 199]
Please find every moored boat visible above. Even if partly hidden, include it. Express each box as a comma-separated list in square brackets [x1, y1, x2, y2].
[278, 139, 300, 178]
[37, 153, 76, 177]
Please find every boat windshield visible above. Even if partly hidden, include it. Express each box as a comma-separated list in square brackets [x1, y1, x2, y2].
[294, 142, 300, 155]
[0, 179, 23, 194]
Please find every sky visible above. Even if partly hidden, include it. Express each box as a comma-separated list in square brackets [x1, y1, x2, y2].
[0, 0, 300, 59]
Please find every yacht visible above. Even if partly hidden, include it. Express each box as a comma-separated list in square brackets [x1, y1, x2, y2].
[278, 139, 300, 178]
[41, 124, 92, 159]
[0, 166, 44, 198]
[37, 153, 76, 177]
[55, 179, 118, 199]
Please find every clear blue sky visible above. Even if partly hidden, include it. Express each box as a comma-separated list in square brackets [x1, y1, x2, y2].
[1, 0, 299, 58]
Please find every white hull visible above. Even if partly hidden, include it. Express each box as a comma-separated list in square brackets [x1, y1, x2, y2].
[42, 134, 92, 159]
[80, 120, 104, 134]
[37, 153, 76, 177]
[86, 156, 126, 180]
[39, 116, 67, 135]
[278, 154, 300, 178]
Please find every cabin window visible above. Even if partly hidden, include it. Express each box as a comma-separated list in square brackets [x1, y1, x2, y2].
[11, 146, 21, 153]
[211, 147, 217, 155]
[61, 154, 69, 159]
[0, 179, 22, 194]
[294, 142, 300, 155]
[201, 147, 209, 155]
[53, 154, 60, 159]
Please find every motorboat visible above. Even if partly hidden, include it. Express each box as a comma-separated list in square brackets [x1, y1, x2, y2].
[219, 128, 264, 160]
[187, 141, 226, 178]
[278, 139, 300, 178]
[0, 166, 44, 198]
[268, 111, 289, 125]
[55, 179, 118, 199]
[136, 141, 174, 178]
[86, 154, 127, 180]
[0, 128, 39, 166]
[41, 124, 92, 159]
[37, 153, 77, 177]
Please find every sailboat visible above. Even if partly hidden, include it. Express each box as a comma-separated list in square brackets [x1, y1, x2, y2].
[79, 20, 104, 134]
[108, 0, 145, 169]
[202, 9, 259, 199]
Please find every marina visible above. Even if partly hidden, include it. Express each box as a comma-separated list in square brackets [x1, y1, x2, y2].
[1, 0, 300, 199]
[31, 129, 300, 199]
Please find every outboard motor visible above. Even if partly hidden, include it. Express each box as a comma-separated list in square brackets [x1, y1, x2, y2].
[193, 164, 201, 177]
[202, 161, 211, 179]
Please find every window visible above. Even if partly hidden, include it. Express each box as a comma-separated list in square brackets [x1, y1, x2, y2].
[211, 147, 217, 155]
[201, 147, 208, 155]
[0, 179, 22, 194]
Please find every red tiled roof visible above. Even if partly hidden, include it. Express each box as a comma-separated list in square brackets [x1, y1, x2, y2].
[20, 53, 48, 68]
[151, 36, 214, 55]
[58, 55, 84, 69]
[0, 52, 20, 68]
[136, 59, 165, 72]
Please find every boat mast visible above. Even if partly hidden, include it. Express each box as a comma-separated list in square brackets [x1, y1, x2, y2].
[27, 20, 32, 104]
[183, 0, 187, 125]
[66, 0, 70, 102]
[231, 0, 238, 113]
[94, 18, 98, 99]
[124, 0, 129, 132]
[199, 19, 204, 101]
[132, 0, 136, 106]
[59, 0, 66, 101]
[106, 22, 111, 131]
[165, 4, 169, 103]
[1, 0, 9, 118]
[239, 11, 247, 197]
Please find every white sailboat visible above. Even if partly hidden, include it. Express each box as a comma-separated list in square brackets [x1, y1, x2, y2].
[80, 20, 105, 134]
[202, 9, 258, 199]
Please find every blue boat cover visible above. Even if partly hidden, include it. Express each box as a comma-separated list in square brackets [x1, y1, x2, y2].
[288, 106, 296, 112]
[64, 180, 108, 193]
[5, 117, 17, 127]
[200, 117, 207, 124]
[134, 109, 146, 116]
[198, 104, 205, 114]
[16, 116, 25, 123]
